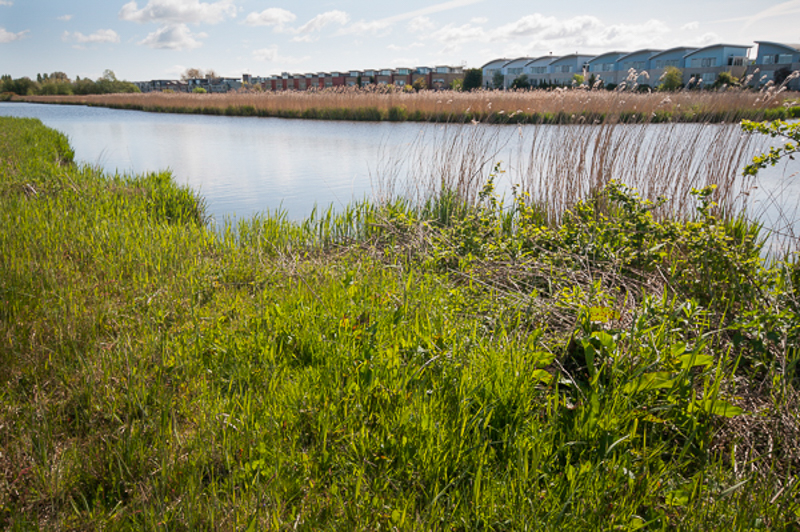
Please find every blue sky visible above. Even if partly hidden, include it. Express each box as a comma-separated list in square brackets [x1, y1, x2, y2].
[1, 0, 799, 81]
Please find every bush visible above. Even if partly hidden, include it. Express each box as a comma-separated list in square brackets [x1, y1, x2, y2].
[192, 87, 207, 94]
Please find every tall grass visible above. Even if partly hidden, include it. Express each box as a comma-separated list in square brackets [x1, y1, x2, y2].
[17, 85, 800, 124]
[2, 116, 799, 530]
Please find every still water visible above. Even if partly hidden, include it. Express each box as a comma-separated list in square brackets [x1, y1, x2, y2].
[1, 102, 797, 238]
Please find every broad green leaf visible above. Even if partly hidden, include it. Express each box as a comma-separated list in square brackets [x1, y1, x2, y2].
[622, 372, 675, 394]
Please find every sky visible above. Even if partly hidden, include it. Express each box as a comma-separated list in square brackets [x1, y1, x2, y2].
[1, 0, 799, 81]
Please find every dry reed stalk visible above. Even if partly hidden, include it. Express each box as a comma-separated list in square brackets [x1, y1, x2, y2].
[21, 87, 797, 121]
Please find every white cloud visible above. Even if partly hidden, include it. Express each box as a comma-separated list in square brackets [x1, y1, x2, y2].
[57, 14, 74, 21]
[62, 29, 120, 44]
[120, 0, 235, 25]
[243, 8, 296, 28]
[0, 1, 12, 6]
[388, 42, 424, 51]
[408, 16, 435, 33]
[294, 10, 349, 39]
[252, 46, 307, 65]
[340, 0, 483, 36]
[680, 21, 700, 31]
[138, 23, 206, 49]
[0, 27, 28, 42]
[743, 0, 800, 29]
[430, 23, 486, 45]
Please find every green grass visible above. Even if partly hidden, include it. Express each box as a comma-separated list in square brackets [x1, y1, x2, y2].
[1, 117, 799, 530]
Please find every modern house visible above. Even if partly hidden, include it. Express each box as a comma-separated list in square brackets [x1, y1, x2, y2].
[683, 44, 751, 87]
[548, 54, 594, 86]
[501, 57, 534, 88]
[647, 47, 697, 87]
[586, 52, 628, 85]
[481, 58, 509, 88]
[376, 69, 393, 85]
[393, 68, 413, 87]
[525, 55, 557, 86]
[752, 41, 800, 89]
[412, 67, 433, 89]
[432, 66, 464, 89]
[345, 71, 361, 87]
[615, 49, 662, 87]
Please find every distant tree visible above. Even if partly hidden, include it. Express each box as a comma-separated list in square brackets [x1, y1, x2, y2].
[572, 74, 585, 86]
[4, 77, 37, 96]
[181, 68, 203, 81]
[492, 70, 504, 89]
[450, 78, 464, 91]
[774, 66, 792, 86]
[412, 77, 427, 91]
[587, 73, 597, 88]
[713, 71, 741, 90]
[510, 74, 530, 90]
[658, 66, 683, 91]
[462, 68, 482, 91]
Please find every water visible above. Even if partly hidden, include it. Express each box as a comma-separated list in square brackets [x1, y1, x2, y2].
[2, 102, 798, 244]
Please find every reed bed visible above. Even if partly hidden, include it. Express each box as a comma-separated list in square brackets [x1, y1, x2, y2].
[18, 85, 800, 124]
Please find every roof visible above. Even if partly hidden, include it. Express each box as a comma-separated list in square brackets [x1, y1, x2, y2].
[503, 56, 536, 67]
[481, 58, 510, 69]
[649, 46, 698, 59]
[550, 53, 594, 63]
[617, 49, 663, 62]
[755, 41, 800, 53]
[587, 51, 628, 62]
[525, 55, 558, 66]
[684, 43, 752, 58]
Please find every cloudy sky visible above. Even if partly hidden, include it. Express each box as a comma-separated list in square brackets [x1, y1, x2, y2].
[1, 0, 799, 81]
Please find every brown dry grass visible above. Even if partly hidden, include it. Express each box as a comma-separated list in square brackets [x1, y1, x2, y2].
[19, 86, 798, 122]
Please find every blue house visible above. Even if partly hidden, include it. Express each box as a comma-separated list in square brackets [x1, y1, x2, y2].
[548, 54, 595, 86]
[502, 57, 535, 88]
[525, 55, 557, 86]
[648, 47, 697, 87]
[752, 41, 800, 89]
[615, 49, 662, 87]
[586, 52, 627, 85]
[481, 58, 510, 88]
[683, 44, 751, 87]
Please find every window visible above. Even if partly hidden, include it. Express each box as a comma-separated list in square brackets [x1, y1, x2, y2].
[558, 65, 572, 73]
[779, 54, 794, 64]
[529, 66, 547, 74]
[691, 57, 717, 68]
[602, 63, 614, 72]
[508, 67, 523, 75]
[396, 80, 406, 86]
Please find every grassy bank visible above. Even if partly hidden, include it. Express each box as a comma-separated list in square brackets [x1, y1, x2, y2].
[13, 87, 800, 124]
[1, 117, 799, 529]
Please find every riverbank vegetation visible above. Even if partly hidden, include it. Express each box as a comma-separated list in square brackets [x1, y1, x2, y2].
[1, 116, 799, 529]
[12, 85, 800, 124]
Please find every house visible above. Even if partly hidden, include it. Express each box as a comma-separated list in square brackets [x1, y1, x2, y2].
[345, 70, 361, 87]
[501, 57, 535, 89]
[432, 66, 464, 90]
[525, 56, 557, 87]
[362, 70, 377, 86]
[683, 44, 751, 87]
[392, 68, 413, 87]
[615, 49, 662, 87]
[647, 47, 697, 87]
[548, 54, 594, 86]
[412, 67, 433, 89]
[752, 41, 800, 90]
[377, 69, 394, 85]
[481, 59, 509, 88]
[586, 52, 628, 85]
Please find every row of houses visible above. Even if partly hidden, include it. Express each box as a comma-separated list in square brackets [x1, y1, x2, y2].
[482, 41, 800, 90]
[132, 41, 799, 94]
[133, 66, 465, 93]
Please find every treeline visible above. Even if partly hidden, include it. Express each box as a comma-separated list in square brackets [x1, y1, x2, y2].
[0, 70, 139, 97]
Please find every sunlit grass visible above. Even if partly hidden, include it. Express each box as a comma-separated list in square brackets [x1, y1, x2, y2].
[1, 116, 798, 529]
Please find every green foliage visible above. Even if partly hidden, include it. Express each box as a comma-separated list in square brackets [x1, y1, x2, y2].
[1, 117, 798, 530]
[741, 119, 800, 176]
[192, 86, 207, 93]
[412, 77, 427, 91]
[713, 71, 741, 89]
[492, 70, 504, 89]
[659, 66, 684, 92]
[572, 74, 585, 86]
[462, 68, 482, 91]
[511, 74, 530, 90]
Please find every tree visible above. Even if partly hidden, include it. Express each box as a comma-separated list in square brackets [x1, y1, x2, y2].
[658, 66, 683, 91]
[774, 66, 792, 86]
[510, 74, 530, 90]
[492, 70, 504, 89]
[181, 68, 203, 81]
[572, 74, 585, 86]
[462, 68, 482, 91]
[450, 78, 464, 91]
[412, 77, 427, 91]
[713, 71, 741, 89]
